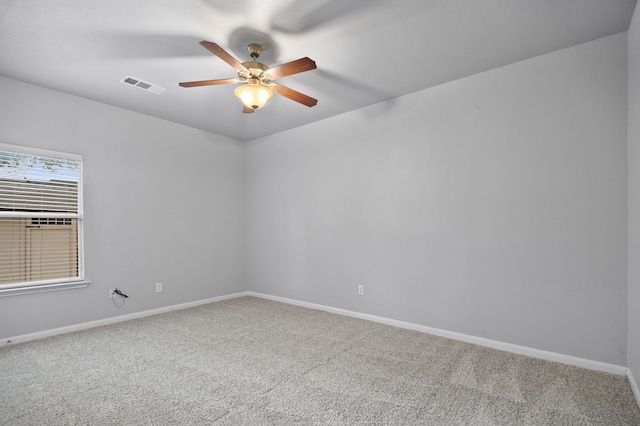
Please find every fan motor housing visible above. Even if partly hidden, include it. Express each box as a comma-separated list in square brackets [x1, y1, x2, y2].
[239, 61, 269, 81]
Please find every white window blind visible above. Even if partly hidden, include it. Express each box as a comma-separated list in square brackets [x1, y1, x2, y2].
[0, 144, 84, 290]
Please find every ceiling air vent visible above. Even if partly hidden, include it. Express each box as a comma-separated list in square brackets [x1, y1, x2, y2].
[120, 76, 166, 94]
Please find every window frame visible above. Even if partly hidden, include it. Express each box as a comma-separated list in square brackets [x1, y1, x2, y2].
[0, 143, 89, 297]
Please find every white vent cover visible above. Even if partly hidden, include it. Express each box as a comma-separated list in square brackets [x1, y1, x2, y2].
[120, 76, 166, 94]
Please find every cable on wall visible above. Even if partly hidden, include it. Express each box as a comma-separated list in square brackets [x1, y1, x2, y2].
[111, 287, 129, 308]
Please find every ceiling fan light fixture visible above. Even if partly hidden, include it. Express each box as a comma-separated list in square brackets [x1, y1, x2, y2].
[179, 40, 317, 112]
[234, 79, 273, 111]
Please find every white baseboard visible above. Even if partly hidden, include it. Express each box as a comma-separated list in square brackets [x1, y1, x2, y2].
[629, 369, 640, 408]
[2, 292, 249, 347]
[247, 291, 628, 377]
[2, 290, 630, 380]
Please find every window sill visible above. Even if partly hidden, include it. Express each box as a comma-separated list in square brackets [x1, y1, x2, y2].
[0, 280, 90, 298]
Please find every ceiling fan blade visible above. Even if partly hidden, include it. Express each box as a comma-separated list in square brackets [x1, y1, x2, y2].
[271, 84, 318, 107]
[266, 57, 316, 79]
[199, 41, 247, 72]
[179, 78, 238, 87]
[243, 105, 255, 114]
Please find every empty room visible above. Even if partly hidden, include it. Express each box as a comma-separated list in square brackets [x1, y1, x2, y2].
[1, 0, 640, 424]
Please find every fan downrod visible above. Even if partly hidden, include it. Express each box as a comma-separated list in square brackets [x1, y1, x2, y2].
[247, 43, 263, 59]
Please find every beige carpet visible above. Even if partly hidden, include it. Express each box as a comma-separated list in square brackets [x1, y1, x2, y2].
[1, 296, 639, 425]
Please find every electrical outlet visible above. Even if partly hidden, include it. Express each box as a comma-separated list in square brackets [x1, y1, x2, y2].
[358, 285, 365, 296]
[109, 288, 116, 299]
[156, 282, 163, 293]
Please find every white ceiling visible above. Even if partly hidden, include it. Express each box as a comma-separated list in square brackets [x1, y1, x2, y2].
[0, 0, 636, 141]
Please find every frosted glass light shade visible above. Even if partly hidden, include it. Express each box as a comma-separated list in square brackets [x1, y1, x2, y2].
[234, 83, 273, 110]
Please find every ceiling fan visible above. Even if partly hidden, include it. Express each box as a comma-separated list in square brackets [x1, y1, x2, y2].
[179, 41, 318, 114]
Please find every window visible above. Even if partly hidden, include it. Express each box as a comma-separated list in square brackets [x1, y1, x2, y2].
[0, 143, 87, 296]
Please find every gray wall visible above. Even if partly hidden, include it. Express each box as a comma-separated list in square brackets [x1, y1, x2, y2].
[629, 5, 640, 383]
[0, 76, 246, 338]
[0, 29, 633, 370]
[246, 34, 629, 365]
